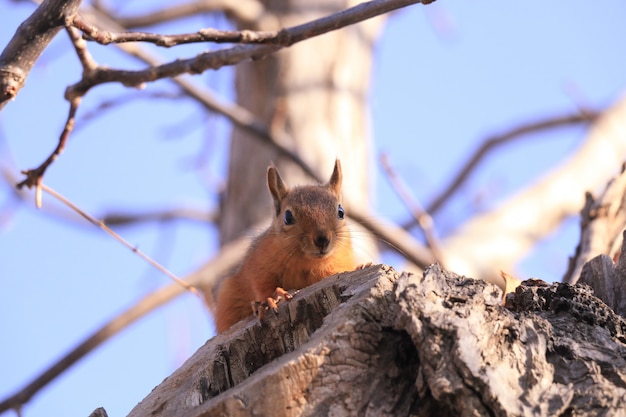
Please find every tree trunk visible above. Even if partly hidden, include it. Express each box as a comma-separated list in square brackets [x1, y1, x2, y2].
[125, 262, 626, 417]
[219, 0, 382, 245]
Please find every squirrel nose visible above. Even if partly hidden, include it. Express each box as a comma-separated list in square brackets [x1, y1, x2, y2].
[314, 233, 330, 251]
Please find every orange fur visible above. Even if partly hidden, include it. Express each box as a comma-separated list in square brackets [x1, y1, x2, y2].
[215, 160, 356, 333]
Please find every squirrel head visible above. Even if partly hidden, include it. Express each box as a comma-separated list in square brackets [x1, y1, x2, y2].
[266, 159, 347, 258]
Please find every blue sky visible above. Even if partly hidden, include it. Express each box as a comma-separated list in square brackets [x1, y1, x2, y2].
[1, 1, 625, 416]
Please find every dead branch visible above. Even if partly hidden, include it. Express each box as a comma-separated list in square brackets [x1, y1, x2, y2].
[0, 0, 82, 110]
[41, 184, 200, 295]
[74, 14, 288, 46]
[65, 23, 97, 71]
[563, 163, 626, 284]
[577, 230, 626, 317]
[380, 153, 443, 265]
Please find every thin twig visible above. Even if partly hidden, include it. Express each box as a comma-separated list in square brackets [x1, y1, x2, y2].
[75, 5, 321, 182]
[16, 96, 81, 201]
[379, 153, 444, 265]
[13, 22, 100, 194]
[348, 207, 435, 269]
[41, 184, 200, 297]
[65, 24, 98, 71]
[74, 14, 285, 47]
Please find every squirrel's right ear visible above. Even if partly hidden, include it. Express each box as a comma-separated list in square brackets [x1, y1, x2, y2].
[267, 163, 289, 216]
[327, 159, 342, 197]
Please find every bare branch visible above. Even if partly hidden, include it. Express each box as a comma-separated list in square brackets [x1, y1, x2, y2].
[421, 110, 599, 219]
[40, 184, 201, 296]
[16, 96, 81, 196]
[16, 0, 426, 190]
[74, 14, 285, 47]
[348, 208, 435, 269]
[380, 153, 443, 265]
[65, 23, 97, 71]
[0, 0, 82, 110]
[68, 0, 425, 93]
[563, 163, 626, 284]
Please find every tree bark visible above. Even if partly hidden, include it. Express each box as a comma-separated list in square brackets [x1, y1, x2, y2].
[564, 164, 626, 284]
[126, 263, 626, 417]
[0, 0, 82, 110]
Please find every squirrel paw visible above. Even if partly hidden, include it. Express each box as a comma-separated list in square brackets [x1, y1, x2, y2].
[355, 262, 373, 270]
[251, 287, 298, 321]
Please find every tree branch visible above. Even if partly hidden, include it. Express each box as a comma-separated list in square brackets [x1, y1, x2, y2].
[15, 0, 428, 194]
[441, 94, 626, 286]
[68, 0, 427, 93]
[16, 95, 81, 199]
[0, 0, 82, 110]
[348, 208, 435, 269]
[74, 15, 285, 47]
[419, 110, 599, 220]
[563, 163, 626, 284]
[379, 153, 443, 265]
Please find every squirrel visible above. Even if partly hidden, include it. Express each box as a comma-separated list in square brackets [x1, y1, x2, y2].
[215, 159, 357, 333]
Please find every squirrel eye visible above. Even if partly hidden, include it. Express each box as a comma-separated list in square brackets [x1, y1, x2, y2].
[337, 204, 345, 219]
[284, 209, 295, 225]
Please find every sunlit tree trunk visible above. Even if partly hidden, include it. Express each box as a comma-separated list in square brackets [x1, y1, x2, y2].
[219, 0, 383, 247]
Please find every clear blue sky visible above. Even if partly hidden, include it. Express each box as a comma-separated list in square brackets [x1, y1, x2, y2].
[1, 1, 625, 416]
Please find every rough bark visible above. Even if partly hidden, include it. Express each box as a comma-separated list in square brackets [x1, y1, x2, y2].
[576, 231, 626, 318]
[564, 164, 626, 284]
[126, 264, 626, 417]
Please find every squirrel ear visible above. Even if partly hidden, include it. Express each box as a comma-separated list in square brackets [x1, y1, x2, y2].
[267, 163, 289, 216]
[327, 159, 342, 196]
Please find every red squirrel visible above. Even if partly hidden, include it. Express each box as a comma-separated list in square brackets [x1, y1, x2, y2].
[215, 159, 357, 333]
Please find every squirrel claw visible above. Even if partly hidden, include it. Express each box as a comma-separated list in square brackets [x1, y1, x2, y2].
[251, 301, 266, 319]
[273, 286, 293, 301]
[355, 262, 373, 270]
[250, 299, 278, 321]
[251, 287, 298, 322]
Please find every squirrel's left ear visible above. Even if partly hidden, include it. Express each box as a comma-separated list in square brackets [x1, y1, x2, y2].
[327, 159, 342, 196]
[268, 163, 289, 216]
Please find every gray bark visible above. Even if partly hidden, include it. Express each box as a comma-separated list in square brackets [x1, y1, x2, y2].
[126, 263, 626, 417]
